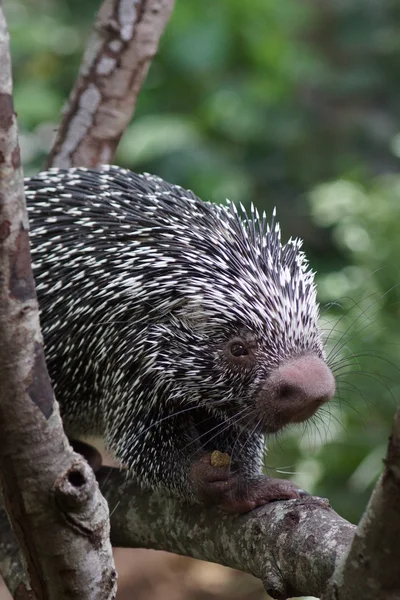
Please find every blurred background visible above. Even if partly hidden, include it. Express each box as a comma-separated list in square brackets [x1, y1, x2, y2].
[3, 0, 400, 598]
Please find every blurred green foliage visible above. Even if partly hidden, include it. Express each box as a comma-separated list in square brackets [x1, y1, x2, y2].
[5, 0, 400, 524]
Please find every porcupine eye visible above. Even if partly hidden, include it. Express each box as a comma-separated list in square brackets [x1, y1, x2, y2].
[229, 341, 249, 357]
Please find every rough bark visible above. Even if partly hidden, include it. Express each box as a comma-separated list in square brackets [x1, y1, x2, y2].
[0, 467, 356, 600]
[45, 0, 175, 169]
[0, 503, 32, 599]
[0, 7, 116, 599]
[97, 469, 356, 600]
[322, 405, 400, 600]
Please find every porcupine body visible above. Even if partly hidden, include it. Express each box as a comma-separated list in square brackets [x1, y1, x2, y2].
[25, 165, 333, 505]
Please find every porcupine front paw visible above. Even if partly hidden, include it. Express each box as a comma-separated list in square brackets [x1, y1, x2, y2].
[190, 452, 308, 513]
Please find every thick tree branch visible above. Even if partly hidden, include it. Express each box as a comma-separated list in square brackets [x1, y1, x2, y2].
[98, 469, 356, 600]
[0, 504, 30, 597]
[323, 404, 400, 600]
[0, 466, 356, 600]
[0, 7, 116, 599]
[45, 0, 175, 169]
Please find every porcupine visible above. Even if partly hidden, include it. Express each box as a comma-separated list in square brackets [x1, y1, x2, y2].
[25, 165, 335, 513]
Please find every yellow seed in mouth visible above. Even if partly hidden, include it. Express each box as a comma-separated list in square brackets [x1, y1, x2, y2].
[210, 450, 231, 468]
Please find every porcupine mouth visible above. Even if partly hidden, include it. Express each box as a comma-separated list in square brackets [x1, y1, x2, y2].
[257, 398, 326, 435]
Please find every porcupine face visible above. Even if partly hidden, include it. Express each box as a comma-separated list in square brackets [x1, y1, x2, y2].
[154, 201, 334, 436]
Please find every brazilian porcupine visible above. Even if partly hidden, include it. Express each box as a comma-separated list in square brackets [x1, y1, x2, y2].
[25, 165, 335, 513]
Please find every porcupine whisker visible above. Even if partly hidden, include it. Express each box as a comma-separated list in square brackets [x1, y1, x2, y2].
[329, 348, 368, 369]
[322, 300, 377, 356]
[320, 288, 383, 319]
[335, 393, 376, 425]
[318, 406, 347, 433]
[333, 356, 399, 384]
[273, 467, 300, 476]
[173, 405, 247, 456]
[327, 309, 376, 364]
[297, 417, 311, 449]
[300, 414, 320, 451]
[327, 319, 380, 367]
[319, 266, 386, 319]
[237, 416, 263, 456]
[264, 428, 290, 466]
[334, 382, 371, 412]
[181, 409, 256, 462]
[180, 406, 253, 456]
[305, 412, 331, 452]
[318, 327, 346, 336]
[224, 417, 264, 498]
[330, 357, 364, 378]
[333, 381, 363, 402]
[123, 396, 233, 452]
[120, 405, 208, 450]
[229, 418, 263, 483]
[320, 299, 346, 313]
[321, 297, 362, 348]
[331, 351, 400, 378]
[335, 374, 397, 407]
[320, 280, 389, 341]
[330, 356, 364, 373]
[326, 403, 348, 432]
[338, 371, 396, 403]
[327, 286, 400, 364]
[335, 317, 400, 363]
[334, 367, 396, 388]
[262, 430, 305, 478]
[312, 410, 332, 445]
[315, 414, 329, 448]
[334, 375, 366, 400]
[226, 420, 253, 477]
[331, 393, 354, 413]
[321, 292, 381, 349]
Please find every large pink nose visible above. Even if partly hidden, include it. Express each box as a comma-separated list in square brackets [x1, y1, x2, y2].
[259, 354, 335, 430]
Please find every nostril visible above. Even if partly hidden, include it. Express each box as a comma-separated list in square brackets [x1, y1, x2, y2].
[279, 383, 297, 400]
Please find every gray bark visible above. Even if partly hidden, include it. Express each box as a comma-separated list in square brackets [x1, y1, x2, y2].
[45, 0, 175, 169]
[0, 504, 27, 597]
[0, 7, 116, 599]
[0, 466, 356, 600]
[99, 469, 356, 599]
[322, 406, 400, 600]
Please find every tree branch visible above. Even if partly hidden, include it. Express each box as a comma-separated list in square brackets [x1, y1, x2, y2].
[98, 469, 356, 600]
[0, 7, 116, 599]
[45, 0, 175, 169]
[0, 466, 356, 600]
[323, 405, 400, 600]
